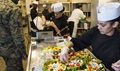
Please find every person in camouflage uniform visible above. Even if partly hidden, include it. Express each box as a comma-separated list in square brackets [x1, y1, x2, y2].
[0, 0, 27, 71]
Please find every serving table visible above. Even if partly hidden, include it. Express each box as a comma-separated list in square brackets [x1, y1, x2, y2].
[26, 37, 109, 71]
[26, 37, 70, 71]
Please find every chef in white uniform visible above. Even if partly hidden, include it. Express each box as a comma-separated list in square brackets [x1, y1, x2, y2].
[68, 3, 86, 38]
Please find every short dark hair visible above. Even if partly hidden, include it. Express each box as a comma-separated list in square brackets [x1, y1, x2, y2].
[108, 16, 120, 26]
[76, 3, 82, 8]
[59, 7, 65, 13]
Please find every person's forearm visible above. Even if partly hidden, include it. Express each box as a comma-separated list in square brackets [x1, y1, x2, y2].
[53, 25, 61, 36]
[42, 16, 46, 25]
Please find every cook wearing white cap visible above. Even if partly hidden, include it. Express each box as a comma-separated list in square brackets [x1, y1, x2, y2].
[44, 4, 55, 21]
[97, 2, 120, 21]
[53, 2, 64, 12]
[33, 1, 38, 5]
[49, 2, 68, 36]
[67, 3, 86, 38]
[97, 2, 120, 35]
[43, 4, 46, 7]
[59, 2, 120, 71]
[53, 2, 65, 18]
[42, 4, 50, 20]
[30, 1, 39, 37]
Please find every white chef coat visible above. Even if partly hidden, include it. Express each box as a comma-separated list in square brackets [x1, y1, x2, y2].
[33, 16, 44, 30]
[68, 9, 86, 37]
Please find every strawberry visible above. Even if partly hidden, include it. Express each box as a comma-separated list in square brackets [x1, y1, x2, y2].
[45, 66, 49, 69]
[58, 69, 63, 71]
[50, 62, 53, 64]
[70, 64, 74, 67]
[76, 63, 80, 66]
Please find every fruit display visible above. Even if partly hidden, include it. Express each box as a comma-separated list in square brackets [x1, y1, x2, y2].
[43, 46, 61, 52]
[66, 51, 91, 71]
[43, 60, 66, 71]
[85, 58, 106, 71]
[42, 47, 107, 71]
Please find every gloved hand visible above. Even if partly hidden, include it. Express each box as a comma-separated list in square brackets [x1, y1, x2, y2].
[60, 46, 69, 63]
[112, 60, 120, 71]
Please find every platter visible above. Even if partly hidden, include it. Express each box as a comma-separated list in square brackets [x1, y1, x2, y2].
[43, 59, 66, 71]
[41, 45, 107, 71]
[47, 49, 107, 71]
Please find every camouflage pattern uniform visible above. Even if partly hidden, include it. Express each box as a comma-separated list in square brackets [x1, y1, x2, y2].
[0, 0, 27, 71]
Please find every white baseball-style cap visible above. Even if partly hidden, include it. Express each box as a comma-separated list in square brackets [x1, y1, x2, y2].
[43, 4, 46, 7]
[53, 2, 63, 12]
[33, 1, 38, 5]
[97, 2, 120, 21]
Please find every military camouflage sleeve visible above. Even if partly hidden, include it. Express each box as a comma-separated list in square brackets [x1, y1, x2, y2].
[9, 7, 26, 52]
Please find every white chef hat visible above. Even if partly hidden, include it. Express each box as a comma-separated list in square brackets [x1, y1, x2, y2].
[97, 2, 120, 21]
[33, 1, 38, 5]
[43, 4, 46, 7]
[53, 2, 63, 12]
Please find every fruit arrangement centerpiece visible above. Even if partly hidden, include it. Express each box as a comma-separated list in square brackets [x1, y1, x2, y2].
[65, 50, 90, 71]
[52, 49, 107, 71]
[77, 58, 106, 71]
[85, 58, 106, 71]
[43, 59, 66, 71]
[42, 46, 107, 71]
